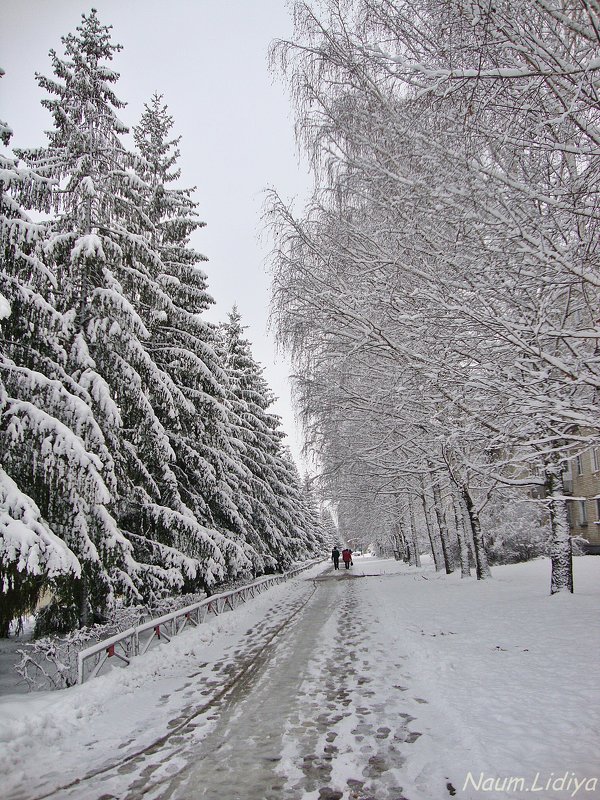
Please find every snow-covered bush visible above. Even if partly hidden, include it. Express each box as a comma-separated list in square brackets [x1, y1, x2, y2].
[483, 495, 549, 565]
[17, 582, 262, 690]
[17, 600, 152, 690]
[33, 599, 80, 639]
[570, 536, 589, 557]
[16, 631, 89, 690]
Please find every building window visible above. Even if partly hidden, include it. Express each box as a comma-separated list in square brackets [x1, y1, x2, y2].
[592, 449, 600, 473]
[596, 498, 600, 521]
[576, 455, 584, 476]
[579, 500, 587, 525]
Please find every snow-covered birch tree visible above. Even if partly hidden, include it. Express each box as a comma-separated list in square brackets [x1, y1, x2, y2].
[268, 0, 599, 593]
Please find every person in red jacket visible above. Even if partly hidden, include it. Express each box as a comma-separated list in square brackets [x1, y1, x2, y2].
[341, 548, 353, 569]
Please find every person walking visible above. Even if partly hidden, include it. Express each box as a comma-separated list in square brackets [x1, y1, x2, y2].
[331, 546, 340, 570]
[341, 548, 353, 569]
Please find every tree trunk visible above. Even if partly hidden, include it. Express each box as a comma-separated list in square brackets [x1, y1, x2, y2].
[545, 463, 573, 594]
[408, 495, 421, 567]
[419, 483, 444, 570]
[452, 491, 471, 578]
[393, 493, 411, 562]
[394, 522, 409, 562]
[462, 486, 491, 580]
[430, 473, 454, 574]
[78, 572, 89, 628]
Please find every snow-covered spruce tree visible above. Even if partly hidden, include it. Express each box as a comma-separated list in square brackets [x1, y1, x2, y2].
[131, 95, 257, 580]
[279, 446, 327, 558]
[217, 307, 280, 570]
[0, 77, 115, 633]
[15, 11, 241, 618]
[319, 505, 338, 548]
[301, 472, 327, 552]
[221, 307, 325, 567]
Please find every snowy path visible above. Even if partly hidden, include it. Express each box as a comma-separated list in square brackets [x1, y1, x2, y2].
[46, 566, 427, 800]
[134, 570, 421, 800]
[3, 561, 433, 800]
[3, 556, 599, 800]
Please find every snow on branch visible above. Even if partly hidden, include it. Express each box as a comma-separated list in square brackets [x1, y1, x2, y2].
[0, 468, 81, 579]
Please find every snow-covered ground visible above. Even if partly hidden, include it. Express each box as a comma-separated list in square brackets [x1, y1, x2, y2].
[1, 555, 598, 800]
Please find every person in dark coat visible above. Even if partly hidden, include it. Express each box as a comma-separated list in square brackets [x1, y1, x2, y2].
[331, 546, 340, 570]
[341, 548, 353, 569]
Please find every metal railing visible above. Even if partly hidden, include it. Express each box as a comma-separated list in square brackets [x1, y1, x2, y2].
[77, 560, 322, 684]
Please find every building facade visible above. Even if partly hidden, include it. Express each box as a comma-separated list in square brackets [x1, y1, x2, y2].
[564, 446, 600, 554]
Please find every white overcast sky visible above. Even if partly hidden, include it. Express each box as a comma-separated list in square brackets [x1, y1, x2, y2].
[1, 0, 311, 464]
